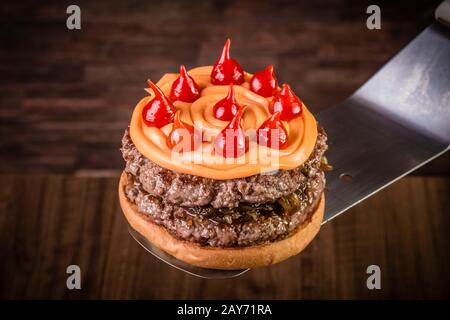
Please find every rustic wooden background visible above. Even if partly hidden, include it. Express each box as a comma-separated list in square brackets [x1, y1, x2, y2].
[0, 0, 449, 299]
[1, 175, 449, 299]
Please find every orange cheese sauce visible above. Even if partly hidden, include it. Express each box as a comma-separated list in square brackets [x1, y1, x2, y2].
[129, 66, 318, 179]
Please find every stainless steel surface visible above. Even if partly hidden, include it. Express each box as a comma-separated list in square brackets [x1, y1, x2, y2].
[318, 22, 450, 223]
[128, 22, 449, 278]
[128, 225, 250, 279]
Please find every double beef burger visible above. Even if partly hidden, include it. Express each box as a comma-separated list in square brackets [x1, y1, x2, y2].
[119, 40, 328, 270]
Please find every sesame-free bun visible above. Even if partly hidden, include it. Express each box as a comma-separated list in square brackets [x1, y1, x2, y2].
[119, 172, 324, 270]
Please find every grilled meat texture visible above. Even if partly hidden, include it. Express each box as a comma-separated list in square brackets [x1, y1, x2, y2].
[121, 127, 327, 209]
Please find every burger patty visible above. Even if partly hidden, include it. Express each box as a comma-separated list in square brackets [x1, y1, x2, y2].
[121, 127, 327, 208]
[121, 125, 328, 247]
[124, 170, 325, 247]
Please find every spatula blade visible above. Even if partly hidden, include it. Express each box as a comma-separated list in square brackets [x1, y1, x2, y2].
[318, 23, 450, 223]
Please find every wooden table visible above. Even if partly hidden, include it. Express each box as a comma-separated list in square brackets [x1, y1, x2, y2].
[1, 0, 449, 299]
[0, 175, 449, 299]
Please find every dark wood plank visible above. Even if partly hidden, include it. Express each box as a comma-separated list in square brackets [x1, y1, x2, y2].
[1, 0, 448, 174]
[0, 174, 449, 299]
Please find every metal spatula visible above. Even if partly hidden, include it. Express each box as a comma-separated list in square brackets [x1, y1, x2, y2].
[130, 2, 450, 279]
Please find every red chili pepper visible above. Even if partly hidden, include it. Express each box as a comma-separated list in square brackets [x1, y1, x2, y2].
[214, 105, 248, 158]
[211, 39, 245, 85]
[213, 83, 239, 121]
[257, 112, 288, 149]
[250, 65, 278, 97]
[269, 84, 303, 121]
[166, 111, 198, 152]
[142, 80, 176, 128]
[170, 65, 200, 102]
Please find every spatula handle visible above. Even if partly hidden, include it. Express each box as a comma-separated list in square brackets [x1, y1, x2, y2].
[436, 0, 450, 27]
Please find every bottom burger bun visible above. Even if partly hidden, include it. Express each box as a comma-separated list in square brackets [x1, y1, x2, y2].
[118, 172, 325, 270]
